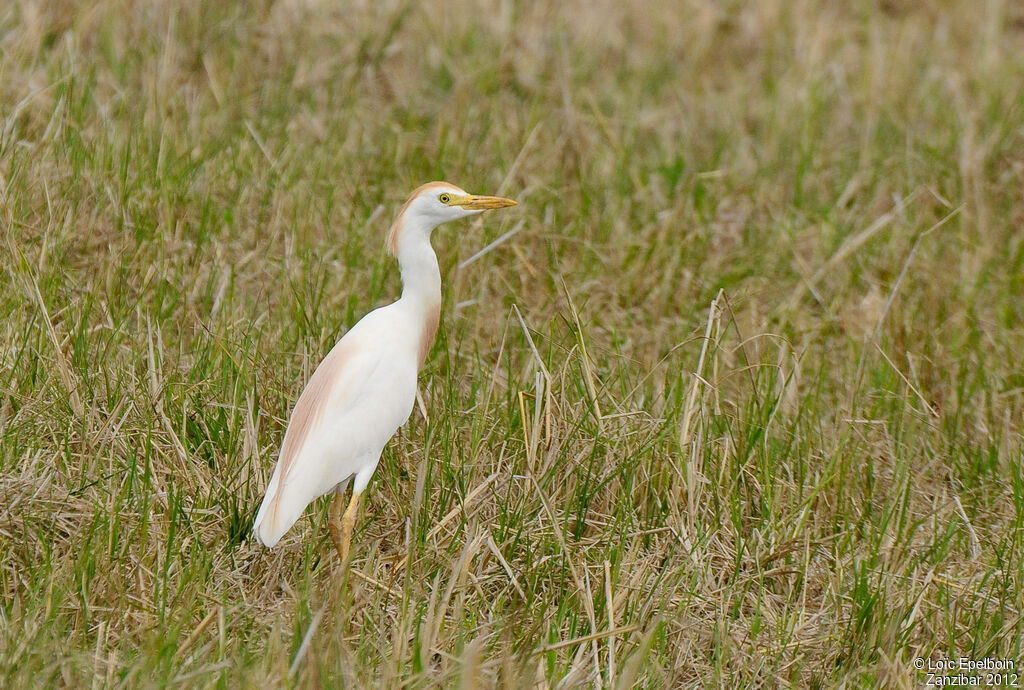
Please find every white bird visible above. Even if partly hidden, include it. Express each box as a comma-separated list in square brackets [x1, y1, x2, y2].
[252, 181, 516, 564]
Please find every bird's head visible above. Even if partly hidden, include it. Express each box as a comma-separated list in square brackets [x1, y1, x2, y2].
[387, 182, 516, 256]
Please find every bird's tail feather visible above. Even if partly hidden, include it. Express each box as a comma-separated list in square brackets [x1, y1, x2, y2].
[252, 470, 285, 547]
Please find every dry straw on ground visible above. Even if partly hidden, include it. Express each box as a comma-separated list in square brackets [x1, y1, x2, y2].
[1, 0, 1023, 687]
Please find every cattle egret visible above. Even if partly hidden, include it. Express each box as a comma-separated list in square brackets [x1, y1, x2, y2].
[252, 182, 516, 564]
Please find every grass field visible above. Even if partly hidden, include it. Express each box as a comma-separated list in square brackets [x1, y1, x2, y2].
[2, 0, 1023, 686]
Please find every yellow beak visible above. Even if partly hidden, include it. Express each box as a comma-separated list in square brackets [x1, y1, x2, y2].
[452, 194, 517, 210]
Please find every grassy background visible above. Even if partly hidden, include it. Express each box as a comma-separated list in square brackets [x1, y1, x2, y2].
[2, 0, 1023, 686]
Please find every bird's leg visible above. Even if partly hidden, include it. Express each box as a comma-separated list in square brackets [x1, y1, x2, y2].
[339, 491, 361, 564]
[328, 489, 346, 561]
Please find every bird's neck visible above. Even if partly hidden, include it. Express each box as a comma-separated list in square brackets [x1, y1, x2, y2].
[396, 225, 442, 305]
[395, 223, 443, 367]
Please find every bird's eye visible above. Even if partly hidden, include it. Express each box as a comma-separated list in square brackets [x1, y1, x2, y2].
[439, 194, 451, 204]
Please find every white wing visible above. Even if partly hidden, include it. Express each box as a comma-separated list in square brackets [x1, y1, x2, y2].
[252, 305, 418, 547]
